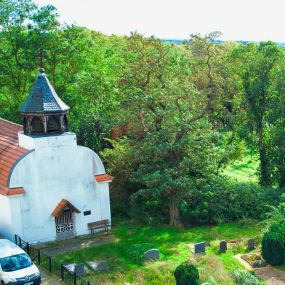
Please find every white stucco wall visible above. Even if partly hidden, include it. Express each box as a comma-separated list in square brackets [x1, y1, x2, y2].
[6, 132, 111, 243]
[0, 195, 13, 240]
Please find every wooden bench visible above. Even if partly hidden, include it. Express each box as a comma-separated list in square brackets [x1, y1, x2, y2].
[88, 219, 110, 235]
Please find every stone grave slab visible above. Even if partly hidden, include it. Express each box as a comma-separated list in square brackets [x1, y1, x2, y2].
[247, 239, 255, 251]
[194, 242, 206, 254]
[88, 260, 109, 272]
[144, 249, 160, 261]
[219, 240, 227, 253]
[64, 263, 87, 276]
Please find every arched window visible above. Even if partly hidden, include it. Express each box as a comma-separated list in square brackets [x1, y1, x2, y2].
[47, 116, 60, 133]
[31, 117, 44, 134]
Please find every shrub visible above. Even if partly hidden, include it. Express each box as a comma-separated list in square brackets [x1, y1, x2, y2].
[127, 243, 154, 265]
[231, 270, 264, 285]
[180, 177, 280, 225]
[262, 228, 285, 265]
[174, 263, 201, 285]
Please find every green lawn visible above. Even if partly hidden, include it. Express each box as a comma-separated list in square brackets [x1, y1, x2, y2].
[56, 220, 263, 284]
[223, 150, 259, 183]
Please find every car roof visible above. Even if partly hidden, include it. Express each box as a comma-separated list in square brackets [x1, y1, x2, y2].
[0, 239, 25, 258]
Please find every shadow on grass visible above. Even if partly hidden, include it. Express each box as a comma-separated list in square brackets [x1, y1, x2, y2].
[55, 221, 263, 275]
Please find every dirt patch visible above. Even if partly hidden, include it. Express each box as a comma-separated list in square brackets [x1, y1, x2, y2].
[235, 254, 285, 285]
[255, 266, 285, 285]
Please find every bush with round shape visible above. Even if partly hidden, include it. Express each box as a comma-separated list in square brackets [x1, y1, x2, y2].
[174, 263, 201, 285]
[262, 229, 285, 265]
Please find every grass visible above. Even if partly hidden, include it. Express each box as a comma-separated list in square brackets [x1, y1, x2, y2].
[55, 220, 264, 284]
[223, 150, 259, 183]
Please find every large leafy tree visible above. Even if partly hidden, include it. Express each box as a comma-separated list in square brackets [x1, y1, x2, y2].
[0, 0, 59, 121]
[233, 42, 282, 186]
[103, 34, 220, 226]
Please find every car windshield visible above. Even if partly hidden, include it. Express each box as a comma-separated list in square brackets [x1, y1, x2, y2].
[0, 253, 33, 272]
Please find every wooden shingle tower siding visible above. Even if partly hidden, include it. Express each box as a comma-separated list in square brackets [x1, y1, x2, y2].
[0, 119, 28, 195]
[19, 68, 70, 135]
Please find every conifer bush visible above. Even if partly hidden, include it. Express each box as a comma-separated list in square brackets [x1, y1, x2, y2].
[262, 229, 285, 265]
[174, 263, 201, 285]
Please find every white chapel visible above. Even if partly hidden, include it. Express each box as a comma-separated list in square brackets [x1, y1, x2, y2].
[0, 68, 113, 243]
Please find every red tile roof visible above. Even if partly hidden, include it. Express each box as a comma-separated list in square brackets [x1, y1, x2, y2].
[0, 118, 27, 196]
[51, 199, 81, 217]
[95, 174, 114, 183]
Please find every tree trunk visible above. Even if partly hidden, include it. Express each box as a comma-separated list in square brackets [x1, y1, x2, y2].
[258, 127, 271, 186]
[169, 202, 183, 227]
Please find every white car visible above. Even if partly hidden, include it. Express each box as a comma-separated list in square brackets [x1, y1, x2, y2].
[0, 239, 41, 285]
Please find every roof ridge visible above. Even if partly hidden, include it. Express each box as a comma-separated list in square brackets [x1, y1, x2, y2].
[0, 118, 21, 127]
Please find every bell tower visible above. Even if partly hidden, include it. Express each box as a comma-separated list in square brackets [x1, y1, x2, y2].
[19, 68, 70, 135]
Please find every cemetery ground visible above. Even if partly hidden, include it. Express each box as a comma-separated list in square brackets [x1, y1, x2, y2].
[49, 219, 272, 285]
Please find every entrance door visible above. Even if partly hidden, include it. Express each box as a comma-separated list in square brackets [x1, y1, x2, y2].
[55, 208, 76, 240]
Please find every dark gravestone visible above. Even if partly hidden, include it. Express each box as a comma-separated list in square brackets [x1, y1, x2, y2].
[144, 249, 160, 261]
[64, 263, 86, 277]
[194, 242, 206, 254]
[247, 239, 255, 251]
[219, 240, 227, 253]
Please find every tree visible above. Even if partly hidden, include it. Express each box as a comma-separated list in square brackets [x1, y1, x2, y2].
[0, 0, 59, 121]
[185, 33, 244, 174]
[232, 42, 282, 186]
[103, 34, 220, 226]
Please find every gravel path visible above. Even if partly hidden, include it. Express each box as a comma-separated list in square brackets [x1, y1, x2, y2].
[41, 234, 115, 256]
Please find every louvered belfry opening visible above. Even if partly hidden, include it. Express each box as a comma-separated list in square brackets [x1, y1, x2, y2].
[31, 117, 44, 133]
[47, 115, 60, 133]
[19, 68, 70, 135]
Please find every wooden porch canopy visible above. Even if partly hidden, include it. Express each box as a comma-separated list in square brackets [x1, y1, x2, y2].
[51, 199, 81, 217]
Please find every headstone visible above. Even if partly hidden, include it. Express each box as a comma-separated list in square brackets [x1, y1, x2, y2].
[88, 260, 109, 272]
[64, 263, 86, 276]
[144, 249, 160, 261]
[194, 242, 206, 254]
[219, 240, 227, 253]
[247, 239, 255, 251]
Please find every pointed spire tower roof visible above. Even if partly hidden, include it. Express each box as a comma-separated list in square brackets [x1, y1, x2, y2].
[20, 68, 69, 113]
[20, 68, 69, 135]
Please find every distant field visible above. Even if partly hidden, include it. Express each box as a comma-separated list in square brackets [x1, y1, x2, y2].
[223, 150, 259, 183]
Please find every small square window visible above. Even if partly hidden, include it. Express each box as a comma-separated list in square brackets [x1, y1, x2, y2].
[84, 210, 91, 216]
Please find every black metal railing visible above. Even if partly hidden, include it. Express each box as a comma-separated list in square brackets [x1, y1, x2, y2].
[15, 234, 93, 285]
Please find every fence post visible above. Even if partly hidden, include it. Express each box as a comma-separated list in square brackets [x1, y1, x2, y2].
[37, 249, 41, 265]
[61, 264, 64, 281]
[26, 242, 30, 255]
[19, 238, 22, 248]
[14, 234, 17, 245]
[48, 256, 52, 273]
[73, 272, 76, 285]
